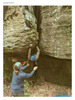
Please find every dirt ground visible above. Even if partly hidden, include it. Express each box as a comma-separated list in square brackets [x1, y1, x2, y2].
[3, 78, 72, 97]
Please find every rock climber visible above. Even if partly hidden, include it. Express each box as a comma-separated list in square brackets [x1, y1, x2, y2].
[10, 62, 38, 97]
[27, 32, 40, 66]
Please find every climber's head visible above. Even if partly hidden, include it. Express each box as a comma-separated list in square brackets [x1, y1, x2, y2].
[30, 55, 36, 61]
[14, 62, 21, 75]
[14, 62, 21, 69]
[12, 58, 18, 63]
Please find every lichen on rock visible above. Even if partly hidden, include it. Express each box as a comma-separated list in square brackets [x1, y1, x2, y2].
[3, 6, 37, 54]
[40, 6, 72, 59]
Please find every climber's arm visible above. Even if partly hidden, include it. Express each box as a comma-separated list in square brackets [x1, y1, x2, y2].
[21, 63, 30, 70]
[28, 44, 33, 60]
[28, 48, 31, 60]
[35, 46, 40, 60]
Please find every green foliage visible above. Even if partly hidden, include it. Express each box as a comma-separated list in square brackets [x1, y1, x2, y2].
[24, 80, 31, 96]
[3, 85, 7, 90]
[8, 85, 10, 88]
[3, 85, 10, 90]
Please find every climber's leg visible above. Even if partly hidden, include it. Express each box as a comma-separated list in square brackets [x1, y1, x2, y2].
[35, 46, 40, 60]
[28, 44, 33, 61]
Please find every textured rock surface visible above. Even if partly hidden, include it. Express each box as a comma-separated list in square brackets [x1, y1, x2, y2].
[39, 55, 71, 86]
[40, 6, 72, 59]
[3, 6, 71, 86]
[3, 6, 37, 54]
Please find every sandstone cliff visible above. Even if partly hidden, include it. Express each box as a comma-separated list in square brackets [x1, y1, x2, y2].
[40, 6, 72, 59]
[3, 6, 72, 86]
[3, 6, 37, 54]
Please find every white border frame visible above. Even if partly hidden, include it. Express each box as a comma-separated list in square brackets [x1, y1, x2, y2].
[0, 0, 73, 100]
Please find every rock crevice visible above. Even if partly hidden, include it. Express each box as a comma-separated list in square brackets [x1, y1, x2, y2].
[3, 6, 72, 59]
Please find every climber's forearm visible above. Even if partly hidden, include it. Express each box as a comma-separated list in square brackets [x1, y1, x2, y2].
[36, 46, 40, 52]
[35, 46, 40, 60]
[28, 48, 31, 60]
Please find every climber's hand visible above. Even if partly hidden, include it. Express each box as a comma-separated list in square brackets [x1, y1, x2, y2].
[29, 44, 33, 47]
[27, 63, 30, 66]
[23, 61, 27, 66]
[33, 66, 38, 71]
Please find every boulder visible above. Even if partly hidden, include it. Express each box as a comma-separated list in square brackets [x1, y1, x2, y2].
[3, 6, 37, 54]
[40, 6, 72, 59]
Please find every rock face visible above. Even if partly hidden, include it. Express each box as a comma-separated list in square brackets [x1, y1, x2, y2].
[3, 6, 37, 54]
[40, 6, 72, 59]
[39, 55, 71, 86]
[3, 6, 72, 86]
